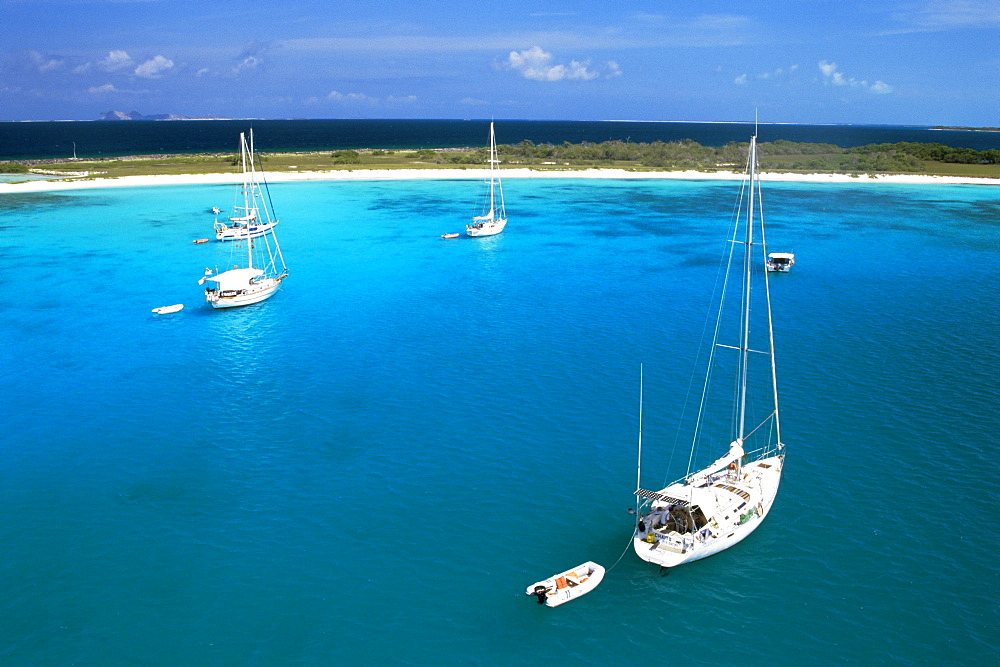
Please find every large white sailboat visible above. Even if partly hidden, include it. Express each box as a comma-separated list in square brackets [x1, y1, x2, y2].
[632, 133, 785, 568]
[466, 122, 507, 237]
[200, 131, 288, 309]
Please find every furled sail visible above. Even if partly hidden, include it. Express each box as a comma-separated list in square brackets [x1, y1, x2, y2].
[687, 440, 744, 485]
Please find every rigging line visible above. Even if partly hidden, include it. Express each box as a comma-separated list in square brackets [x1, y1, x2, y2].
[667, 148, 750, 486]
[247, 133, 287, 274]
[681, 150, 748, 484]
[605, 532, 638, 574]
[756, 171, 782, 447]
[742, 410, 777, 441]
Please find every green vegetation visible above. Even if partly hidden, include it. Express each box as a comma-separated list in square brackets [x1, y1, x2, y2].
[6, 139, 998, 181]
[497, 138, 1000, 176]
[331, 150, 362, 164]
[0, 162, 30, 174]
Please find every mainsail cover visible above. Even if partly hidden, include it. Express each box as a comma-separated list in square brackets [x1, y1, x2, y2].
[204, 267, 264, 291]
[473, 208, 494, 222]
[688, 440, 745, 484]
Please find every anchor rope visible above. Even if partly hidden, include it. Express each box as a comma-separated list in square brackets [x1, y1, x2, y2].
[605, 531, 636, 573]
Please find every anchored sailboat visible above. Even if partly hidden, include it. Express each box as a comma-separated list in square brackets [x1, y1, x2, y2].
[466, 122, 507, 237]
[200, 131, 288, 309]
[212, 149, 278, 241]
[632, 133, 785, 568]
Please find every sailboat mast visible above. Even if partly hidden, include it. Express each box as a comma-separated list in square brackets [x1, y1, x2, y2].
[238, 132, 254, 270]
[489, 122, 497, 216]
[737, 135, 757, 440]
[635, 363, 644, 518]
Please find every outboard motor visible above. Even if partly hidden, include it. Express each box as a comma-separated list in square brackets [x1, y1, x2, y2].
[533, 585, 549, 604]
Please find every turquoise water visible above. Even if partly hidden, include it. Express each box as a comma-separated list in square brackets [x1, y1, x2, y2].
[1, 178, 998, 664]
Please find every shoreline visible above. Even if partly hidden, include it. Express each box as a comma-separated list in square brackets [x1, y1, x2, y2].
[1, 167, 997, 193]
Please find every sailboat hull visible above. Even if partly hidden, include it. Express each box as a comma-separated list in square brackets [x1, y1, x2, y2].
[633, 454, 783, 568]
[466, 218, 507, 237]
[215, 223, 277, 241]
[205, 277, 284, 308]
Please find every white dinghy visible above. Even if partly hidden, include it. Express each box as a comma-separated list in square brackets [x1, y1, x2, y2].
[766, 252, 795, 272]
[526, 561, 604, 607]
[151, 304, 184, 314]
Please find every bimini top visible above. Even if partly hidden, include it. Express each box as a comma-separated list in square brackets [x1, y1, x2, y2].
[206, 267, 265, 291]
[768, 252, 795, 260]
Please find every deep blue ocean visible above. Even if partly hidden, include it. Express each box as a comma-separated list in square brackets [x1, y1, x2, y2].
[1, 119, 998, 160]
[1, 173, 998, 664]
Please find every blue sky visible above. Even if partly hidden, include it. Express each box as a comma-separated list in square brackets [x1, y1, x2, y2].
[2, 0, 998, 125]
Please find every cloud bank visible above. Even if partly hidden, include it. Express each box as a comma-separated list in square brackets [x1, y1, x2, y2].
[505, 47, 620, 81]
[819, 60, 893, 94]
[134, 55, 174, 78]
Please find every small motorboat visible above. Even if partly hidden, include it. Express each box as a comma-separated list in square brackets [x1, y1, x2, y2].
[441, 233, 460, 239]
[766, 252, 795, 272]
[152, 304, 184, 314]
[192, 238, 209, 244]
[526, 561, 604, 607]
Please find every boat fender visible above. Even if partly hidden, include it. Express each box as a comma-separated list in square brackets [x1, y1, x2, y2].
[645, 532, 656, 544]
[756, 502, 763, 516]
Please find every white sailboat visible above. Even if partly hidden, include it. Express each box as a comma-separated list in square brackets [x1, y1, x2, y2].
[212, 153, 278, 241]
[200, 131, 288, 309]
[466, 122, 507, 237]
[632, 133, 785, 568]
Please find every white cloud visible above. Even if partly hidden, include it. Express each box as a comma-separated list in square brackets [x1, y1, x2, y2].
[73, 63, 92, 74]
[29, 51, 64, 73]
[88, 83, 118, 94]
[818, 60, 838, 78]
[233, 56, 260, 74]
[134, 55, 173, 78]
[328, 90, 371, 102]
[101, 50, 133, 72]
[196, 68, 210, 77]
[506, 46, 616, 82]
[870, 80, 894, 94]
[818, 61, 893, 94]
[889, 0, 1000, 33]
[731, 64, 797, 86]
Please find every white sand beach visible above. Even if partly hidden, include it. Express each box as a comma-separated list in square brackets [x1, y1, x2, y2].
[0, 168, 996, 194]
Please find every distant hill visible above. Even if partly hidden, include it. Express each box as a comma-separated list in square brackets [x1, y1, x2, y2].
[100, 110, 229, 121]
